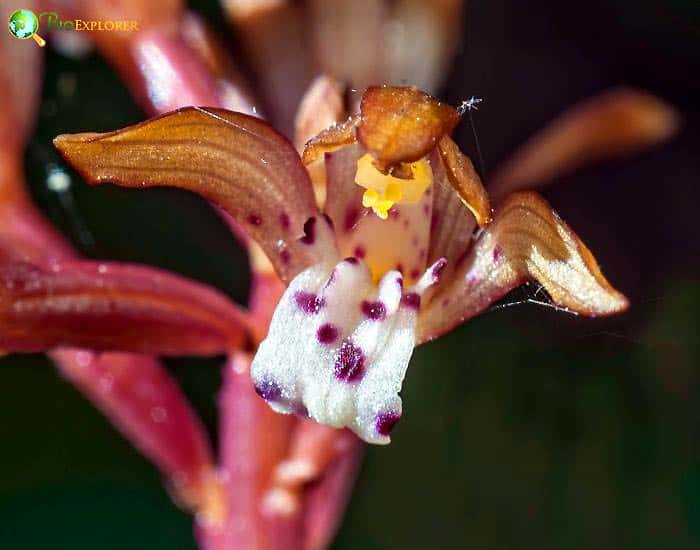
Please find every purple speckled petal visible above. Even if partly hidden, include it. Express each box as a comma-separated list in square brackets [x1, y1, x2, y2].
[251, 255, 445, 444]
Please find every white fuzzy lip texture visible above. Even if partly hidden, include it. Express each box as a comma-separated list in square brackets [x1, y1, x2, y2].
[250, 254, 445, 445]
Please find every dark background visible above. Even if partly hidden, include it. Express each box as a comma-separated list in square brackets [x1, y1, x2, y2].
[1, 0, 699, 548]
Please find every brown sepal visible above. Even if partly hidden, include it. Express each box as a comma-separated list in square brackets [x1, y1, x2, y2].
[302, 115, 360, 166]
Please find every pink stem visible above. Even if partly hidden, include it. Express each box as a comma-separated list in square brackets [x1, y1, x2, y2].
[215, 353, 299, 549]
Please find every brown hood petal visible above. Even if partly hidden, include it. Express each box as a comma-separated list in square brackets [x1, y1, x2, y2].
[488, 88, 681, 201]
[0, 259, 250, 355]
[54, 107, 326, 283]
[436, 135, 492, 227]
[357, 86, 460, 170]
[417, 191, 628, 343]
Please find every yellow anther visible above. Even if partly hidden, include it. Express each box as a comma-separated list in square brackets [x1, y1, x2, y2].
[361, 188, 378, 207]
[362, 189, 393, 219]
[355, 153, 432, 219]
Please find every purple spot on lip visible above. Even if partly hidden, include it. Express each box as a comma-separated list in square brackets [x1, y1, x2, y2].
[295, 291, 325, 314]
[247, 213, 262, 226]
[467, 274, 477, 287]
[280, 249, 291, 264]
[401, 292, 421, 309]
[279, 212, 290, 230]
[353, 246, 366, 259]
[493, 245, 503, 261]
[334, 340, 365, 382]
[442, 297, 450, 307]
[395, 276, 404, 289]
[376, 411, 401, 436]
[344, 208, 360, 232]
[317, 323, 339, 344]
[389, 208, 400, 220]
[301, 217, 317, 244]
[361, 300, 387, 321]
[254, 379, 282, 402]
[410, 269, 420, 280]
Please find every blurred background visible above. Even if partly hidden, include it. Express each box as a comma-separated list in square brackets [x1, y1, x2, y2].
[1, 0, 699, 548]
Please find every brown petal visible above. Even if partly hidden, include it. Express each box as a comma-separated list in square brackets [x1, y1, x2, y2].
[54, 107, 325, 283]
[357, 86, 460, 170]
[488, 88, 681, 201]
[417, 191, 628, 342]
[436, 135, 492, 226]
[302, 116, 360, 166]
[0, 260, 250, 355]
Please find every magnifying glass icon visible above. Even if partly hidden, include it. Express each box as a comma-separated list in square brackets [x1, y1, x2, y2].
[8, 9, 46, 47]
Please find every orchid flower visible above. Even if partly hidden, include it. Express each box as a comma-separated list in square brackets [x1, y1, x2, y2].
[3, 1, 680, 546]
[54, 85, 632, 446]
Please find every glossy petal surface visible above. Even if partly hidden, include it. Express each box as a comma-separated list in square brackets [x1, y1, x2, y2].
[418, 191, 628, 342]
[54, 107, 324, 282]
[0, 260, 249, 355]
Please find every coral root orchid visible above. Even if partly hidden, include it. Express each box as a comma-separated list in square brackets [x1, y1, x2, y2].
[54, 86, 629, 444]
